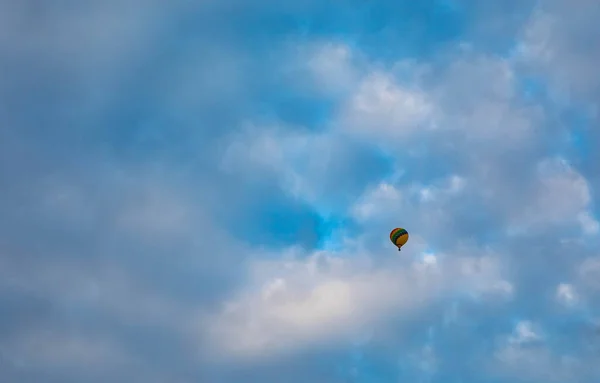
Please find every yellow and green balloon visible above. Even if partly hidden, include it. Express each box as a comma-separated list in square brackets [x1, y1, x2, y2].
[389, 227, 409, 251]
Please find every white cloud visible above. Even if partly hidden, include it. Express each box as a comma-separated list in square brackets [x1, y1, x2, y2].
[556, 283, 578, 306]
[510, 321, 542, 345]
[225, 43, 547, 226]
[282, 40, 365, 99]
[305, 42, 359, 94]
[351, 175, 465, 220]
[351, 182, 403, 222]
[203, 250, 428, 359]
[211, 37, 596, 370]
[329, 50, 539, 152]
[2, 3, 598, 381]
[411, 174, 466, 204]
[338, 71, 435, 140]
[301, 43, 437, 147]
[202, 244, 511, 360]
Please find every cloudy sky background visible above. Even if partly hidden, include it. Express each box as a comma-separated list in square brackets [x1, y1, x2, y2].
[1, 0, 600, 382]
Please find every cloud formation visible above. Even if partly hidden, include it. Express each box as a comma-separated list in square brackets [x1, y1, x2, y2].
[1, 1, 599, 382]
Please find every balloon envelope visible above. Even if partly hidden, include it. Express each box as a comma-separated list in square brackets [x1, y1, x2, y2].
[390, 228, 409, 249]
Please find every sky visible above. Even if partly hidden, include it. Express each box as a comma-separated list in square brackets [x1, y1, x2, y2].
[1, 0, 600, 382]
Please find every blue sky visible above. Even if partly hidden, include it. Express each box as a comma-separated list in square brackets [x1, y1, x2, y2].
[1, 0, 600, 382]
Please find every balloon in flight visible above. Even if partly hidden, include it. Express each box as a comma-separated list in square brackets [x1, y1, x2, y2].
[390, 227, 409, 251]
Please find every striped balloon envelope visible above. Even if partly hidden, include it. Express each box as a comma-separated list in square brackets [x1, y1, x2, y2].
[389, 228, 409, 251]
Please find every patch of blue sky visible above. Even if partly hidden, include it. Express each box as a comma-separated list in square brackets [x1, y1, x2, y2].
[252, 92, 338, 132]
[229, 0, 469, 64]
[565, 109, 595, 161]
[350, 0, 467, 61]
[245, 203, 356, 256]
[517, 74, 550, 104]
[234, 194, 323, 250]
[548, 107, 595, 162]
[95, 113, 190, 162]
[314, 215, 360, 252]
[283, 139, 395, 209]
[333, 342, 406, 382]
[373, 147, 462, 196]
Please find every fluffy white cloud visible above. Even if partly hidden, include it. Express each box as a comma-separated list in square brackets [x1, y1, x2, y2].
[284, 41, 540, 157]
[329, 50, 541, 153]
[212, 41, 598, 367]
[222, 42, 550, 216]
[214, 37, 598, 366]
[338, 71, 435, 140]
[516, 321, 542, 342]
[2, 1, 599, 381]
[202, 244, 512, 360]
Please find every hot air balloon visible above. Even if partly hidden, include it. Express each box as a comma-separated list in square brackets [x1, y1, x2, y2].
[390, 228, 409, 251]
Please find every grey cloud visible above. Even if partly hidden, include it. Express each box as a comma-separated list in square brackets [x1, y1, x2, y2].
[519, 0, 600, 104]
[1, 1, 599, 382]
